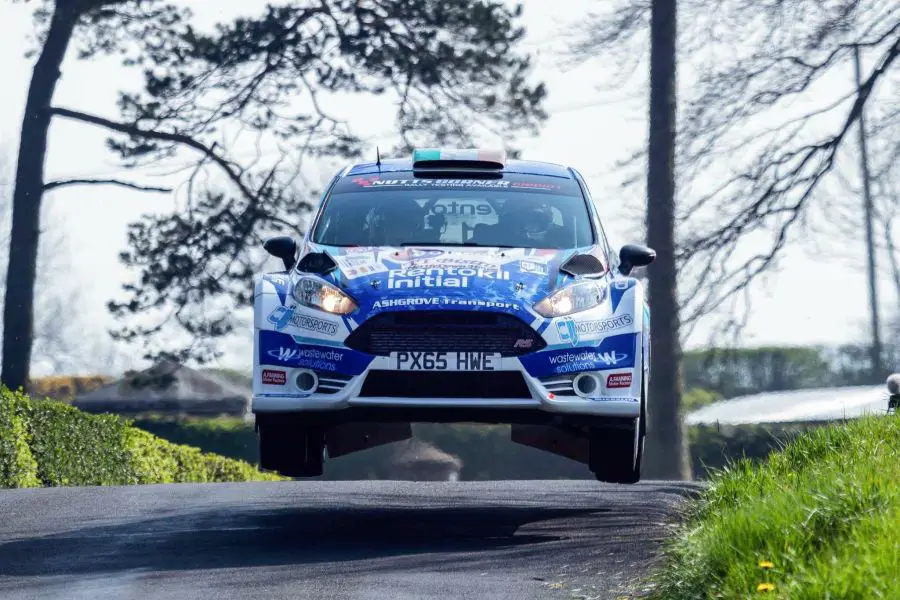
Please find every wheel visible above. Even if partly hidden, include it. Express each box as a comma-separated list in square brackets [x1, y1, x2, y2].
[589, 422, 641, 484]
[258, 420, 325, 477]
[590, 369, 646, 484]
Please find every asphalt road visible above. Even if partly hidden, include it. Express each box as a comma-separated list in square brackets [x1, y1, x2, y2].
[0, 481, 701, 600]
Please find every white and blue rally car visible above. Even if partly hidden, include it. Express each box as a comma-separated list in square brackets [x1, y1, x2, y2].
[253, 149, 655, 483]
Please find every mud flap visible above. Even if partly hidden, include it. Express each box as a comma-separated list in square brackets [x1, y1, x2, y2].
[325, 422, 413, 458]
[510, 424, 590, 464]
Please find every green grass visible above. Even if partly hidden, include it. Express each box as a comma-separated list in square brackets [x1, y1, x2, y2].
[650, 415, 899, 599]
[1, 388, 281, 488]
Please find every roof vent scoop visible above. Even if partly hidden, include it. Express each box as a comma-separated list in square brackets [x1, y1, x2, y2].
[559, 253, 606, 277]
[412, 148, 506, 170]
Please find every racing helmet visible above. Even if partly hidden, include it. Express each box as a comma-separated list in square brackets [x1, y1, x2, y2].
[366, 198, 425, 243]
[498, 200, 554, 241]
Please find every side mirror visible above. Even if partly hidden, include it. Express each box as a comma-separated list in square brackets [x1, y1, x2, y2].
[263, 236, 298, 271]
[619, 244, 656, 275]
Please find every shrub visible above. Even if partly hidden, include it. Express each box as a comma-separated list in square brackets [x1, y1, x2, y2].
[0, 391, 40, 488]
[0, 388, 279, 488]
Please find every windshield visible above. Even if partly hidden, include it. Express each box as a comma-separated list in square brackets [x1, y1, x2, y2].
[311, 173, 594, 249]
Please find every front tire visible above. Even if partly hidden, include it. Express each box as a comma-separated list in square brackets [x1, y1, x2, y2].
[589, 371, 646, 484]
[258, 419, 325, 478]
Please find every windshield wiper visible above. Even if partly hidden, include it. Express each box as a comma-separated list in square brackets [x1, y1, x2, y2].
[399, 241, 517, 248]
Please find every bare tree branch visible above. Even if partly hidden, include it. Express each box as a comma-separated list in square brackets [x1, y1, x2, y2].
[571, 0, 900, 341]
[44, 178, 172, 193]
[50, 106, 259, 202]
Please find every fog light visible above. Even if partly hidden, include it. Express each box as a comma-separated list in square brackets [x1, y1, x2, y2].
[573, 373, 599, 398]
[295, 369, 319, 394]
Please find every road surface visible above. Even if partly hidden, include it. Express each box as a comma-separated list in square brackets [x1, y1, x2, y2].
[0, 481, 701, 600]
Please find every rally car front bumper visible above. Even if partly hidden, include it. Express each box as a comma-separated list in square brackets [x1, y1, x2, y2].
[251, 357, 642, 420]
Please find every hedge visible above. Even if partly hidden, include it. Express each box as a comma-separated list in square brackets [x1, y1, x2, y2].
[0, 388, 280, 488]
[133, 414, 261, 465]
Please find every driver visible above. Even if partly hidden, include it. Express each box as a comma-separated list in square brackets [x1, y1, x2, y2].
[496, 200, 557, 245]
[365, 198, 425, 245]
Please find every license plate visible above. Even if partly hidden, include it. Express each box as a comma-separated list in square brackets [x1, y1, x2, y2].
[392, 351, 500, 371]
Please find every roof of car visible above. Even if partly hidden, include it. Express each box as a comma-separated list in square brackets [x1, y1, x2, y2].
[344, 158, 575, 179]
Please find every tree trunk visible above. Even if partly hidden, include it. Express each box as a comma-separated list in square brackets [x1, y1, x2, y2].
[642, 0, 690, 480]
[1, 5, 78, 391]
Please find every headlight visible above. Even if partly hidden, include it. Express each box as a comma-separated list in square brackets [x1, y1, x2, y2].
[533, 280, 607, 318]
[291, 276, 357, 315]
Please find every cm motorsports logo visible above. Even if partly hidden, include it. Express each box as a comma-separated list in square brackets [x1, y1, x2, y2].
[557, 314, 634, 345]
[267, 306, 339, 336]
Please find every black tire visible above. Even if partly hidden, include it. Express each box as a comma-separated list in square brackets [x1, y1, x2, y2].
[258, 421, 324, 478]
[590, 369, 646, 484]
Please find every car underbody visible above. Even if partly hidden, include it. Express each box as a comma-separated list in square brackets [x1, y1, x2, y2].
[255, 401, 644, 485]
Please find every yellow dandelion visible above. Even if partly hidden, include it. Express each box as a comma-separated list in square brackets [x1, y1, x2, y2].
[757, 582, 776, 592]
[758, 560, 774, 569]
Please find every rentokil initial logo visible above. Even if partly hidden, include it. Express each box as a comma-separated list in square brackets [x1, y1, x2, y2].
[386, 266, 511, 289]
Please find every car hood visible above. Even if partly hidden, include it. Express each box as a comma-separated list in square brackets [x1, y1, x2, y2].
[306, 244, 590, 321]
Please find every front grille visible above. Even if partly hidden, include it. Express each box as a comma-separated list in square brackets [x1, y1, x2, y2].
[345, 311, 545, 357]
[359, 371, 532, 399]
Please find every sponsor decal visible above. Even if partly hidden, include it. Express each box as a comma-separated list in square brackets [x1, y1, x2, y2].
[371, 297, 519, 310]
[372, 297, 441, 309]
[590, 396, 640, 403]
[335, 255, 389, 279]
[261, 369, 286, 385]
[557, 319, 579, 345]
[350, 176, 559, 190]
[519, 260, 548, 275]
[386, 266, 511, 289]
[268, 345, 343, 367]
[606, 373, 632, 388]
[610, 279, 635, 311]
[530, 248, 559, 257]
[387, 248, 445, 262]
[408, 248, 445, 259]
[338, 255, 375, 268]
[429, 201, 492, 216]
[351, 176, 380, 187]
[264, 274, 289, 305]
[557, 314, 635, 345]
[519, 333, 638, 377]
[349, 176, 562, 191]
[346, 264, 387, 278]
[510, 181, 561, 190]
[548, 350, 628, 369]
[513, 338, 534, 349]
[259, 331, 374, 374]
[267, 306, 339, 335]
[404, 257, 498, 270]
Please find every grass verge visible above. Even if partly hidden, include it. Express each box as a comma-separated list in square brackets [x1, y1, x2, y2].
[0, 388, 281, 488]
[650, 415, 899, 599]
